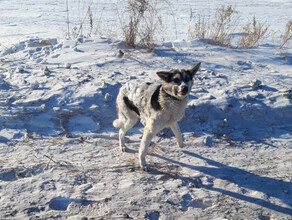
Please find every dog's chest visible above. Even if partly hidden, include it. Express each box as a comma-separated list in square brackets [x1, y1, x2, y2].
[160, 96, 187, 124]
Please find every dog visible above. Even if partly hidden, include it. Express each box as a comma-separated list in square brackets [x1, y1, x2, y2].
[113, 62, 201, 170]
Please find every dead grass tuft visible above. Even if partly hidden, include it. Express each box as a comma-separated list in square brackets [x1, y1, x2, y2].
[188, 9, 208, 40]
[189, 5, 237, 46]
[71, 6, 94, 38]
[118, 0, 163, 50]
[211, 5, 236, 46]
[238, 16, 269, 49]
[280, 20, 292, 49]
[124, 0, 149, 47]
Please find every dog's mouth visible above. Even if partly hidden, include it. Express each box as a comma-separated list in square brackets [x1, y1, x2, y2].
[178, 87, 188, 96]
[178, 91, 187, 96]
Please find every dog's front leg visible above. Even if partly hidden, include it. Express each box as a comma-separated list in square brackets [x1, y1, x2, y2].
[170, 122, 184, 148]
[139, 126, 157, 171]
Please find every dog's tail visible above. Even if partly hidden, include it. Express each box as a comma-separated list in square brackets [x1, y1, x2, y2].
[113, 119, 122, 128]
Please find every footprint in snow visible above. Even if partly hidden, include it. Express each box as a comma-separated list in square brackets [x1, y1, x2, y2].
[237, 60, 253, 70]
[49, 197, 94, 211]
[49, 197, 71, 211]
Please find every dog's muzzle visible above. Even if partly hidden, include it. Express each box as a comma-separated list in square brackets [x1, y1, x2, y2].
[179, 86, 188, 96]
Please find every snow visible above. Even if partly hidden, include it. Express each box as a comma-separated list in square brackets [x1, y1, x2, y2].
[0, 0, 292, 219]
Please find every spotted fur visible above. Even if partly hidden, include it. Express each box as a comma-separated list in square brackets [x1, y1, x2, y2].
[113, 62, 201, 170]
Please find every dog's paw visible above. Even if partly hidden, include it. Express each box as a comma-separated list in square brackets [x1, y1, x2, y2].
[139, 162, 148, 171]
[140, 165, 149, 172]
[178, 143, 185, 148]
[120, 145, 128, 152]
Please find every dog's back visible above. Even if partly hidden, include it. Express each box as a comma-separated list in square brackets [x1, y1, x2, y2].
[113, 82, 159, 128]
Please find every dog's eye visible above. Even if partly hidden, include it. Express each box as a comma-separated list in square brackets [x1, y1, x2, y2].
[173, 78, 180, 84]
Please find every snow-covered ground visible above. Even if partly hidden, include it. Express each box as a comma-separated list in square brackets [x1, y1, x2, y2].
[0, 1, 292, 219]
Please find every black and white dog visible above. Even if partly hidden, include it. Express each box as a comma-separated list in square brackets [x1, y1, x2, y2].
[113, 62, 201, 170]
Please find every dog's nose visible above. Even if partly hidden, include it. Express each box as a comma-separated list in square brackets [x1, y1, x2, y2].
[182, 86, 188, 93]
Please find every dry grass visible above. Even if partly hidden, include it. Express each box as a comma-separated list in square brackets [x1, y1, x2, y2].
[238, 16, 269, 49]
[88, 6, 94, 37]
[123, 0, 148, 47]
[118, 0, 163, 50]
[65, 1, 95, 39]
[66, 0, 70, 38]
[211, 5, 236, 46]
[188, 9, 208, 40]
[71, 6, 94, 38]
[280, 20, 292, 49]
[188, 5, 237, 46]
[62, 2, 289, 51]
[189, 5, 270, 49]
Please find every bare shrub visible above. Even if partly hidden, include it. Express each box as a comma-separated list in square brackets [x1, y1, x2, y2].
[123, 0, 148, 47]
[238, 16, 269, 49]
[280, 20, 292, 49]
[88, 6, 94, 37]
[66, 3, 95, 39]
[188, 5, 237, 46]
[118, 0, 163, 50]
[211, 5, 236, 45]
[188, 9, 208, 40]
[139, 6, 163, 50]
[72, 6, 94, 38]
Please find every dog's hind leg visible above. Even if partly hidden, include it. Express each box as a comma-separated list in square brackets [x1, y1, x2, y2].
[170, 122, 184, 148]
[118, 112, 138, 152]
[113, 92, 137, 151]
[114, 89, 140, 151]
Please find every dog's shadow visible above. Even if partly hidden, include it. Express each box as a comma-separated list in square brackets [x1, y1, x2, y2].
[150, 150, 292, 215]
[120, 148, 292, 215]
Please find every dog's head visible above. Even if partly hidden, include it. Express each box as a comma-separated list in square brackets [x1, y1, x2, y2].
[157, 62, 201, 100]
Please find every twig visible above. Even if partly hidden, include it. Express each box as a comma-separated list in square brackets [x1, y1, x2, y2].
[66, 0, 70, 38]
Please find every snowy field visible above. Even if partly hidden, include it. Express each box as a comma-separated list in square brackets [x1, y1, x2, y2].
[0, 0, 292, 219]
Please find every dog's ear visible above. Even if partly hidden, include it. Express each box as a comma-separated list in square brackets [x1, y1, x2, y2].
[157, 71, 172, 82]
[187, 62, 201, 78]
